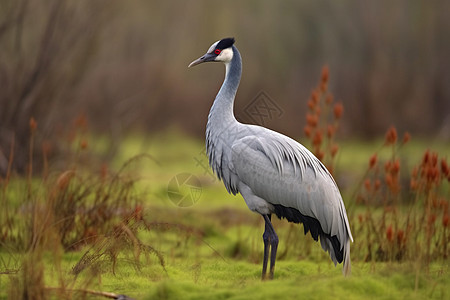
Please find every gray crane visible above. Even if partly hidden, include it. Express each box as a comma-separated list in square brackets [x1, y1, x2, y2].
[189, 37, 353, 279]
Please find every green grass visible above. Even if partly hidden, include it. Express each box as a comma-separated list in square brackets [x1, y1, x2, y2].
[0, 130, 449, 299]
[14, 248, 447, 299]
[100, 259, 441, 300]
[141, 261, 449, 300]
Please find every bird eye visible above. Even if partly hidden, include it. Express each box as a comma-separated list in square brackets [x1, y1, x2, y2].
[214, 49, 221, 55]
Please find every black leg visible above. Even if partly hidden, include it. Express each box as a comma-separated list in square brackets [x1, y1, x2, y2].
[262, 214, 278, 280]
[261, 214, 271, 280]
[268, 223, 278, 279]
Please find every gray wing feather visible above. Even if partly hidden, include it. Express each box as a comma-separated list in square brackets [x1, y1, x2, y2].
[230, 128, 353, 271]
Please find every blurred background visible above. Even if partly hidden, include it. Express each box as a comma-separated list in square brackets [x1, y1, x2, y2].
[1, 0, 449, 173]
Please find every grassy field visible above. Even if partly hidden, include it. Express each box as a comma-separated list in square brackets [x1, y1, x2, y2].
[0, 130, 449, 299]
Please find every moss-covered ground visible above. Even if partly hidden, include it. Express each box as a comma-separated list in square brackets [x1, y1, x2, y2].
[0, 131, 448, 299]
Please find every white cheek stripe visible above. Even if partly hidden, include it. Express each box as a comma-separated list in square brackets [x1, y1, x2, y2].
[216, 48, 233, 62]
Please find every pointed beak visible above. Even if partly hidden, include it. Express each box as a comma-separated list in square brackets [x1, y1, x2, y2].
[188, 53, 216, 68]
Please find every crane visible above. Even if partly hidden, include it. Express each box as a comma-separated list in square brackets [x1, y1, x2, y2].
[188, 37, 353, 279]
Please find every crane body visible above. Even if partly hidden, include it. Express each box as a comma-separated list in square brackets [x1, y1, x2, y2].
[189, 38, 353, 279]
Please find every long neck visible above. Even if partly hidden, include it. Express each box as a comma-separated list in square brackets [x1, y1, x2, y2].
[207, 46, 242, 127]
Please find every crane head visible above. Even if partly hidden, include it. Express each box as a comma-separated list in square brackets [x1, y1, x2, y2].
[188, 37, 235, 68]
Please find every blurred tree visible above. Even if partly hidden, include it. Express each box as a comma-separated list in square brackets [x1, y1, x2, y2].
[1, 0, 449, 174]
[0, 0, 109, 173]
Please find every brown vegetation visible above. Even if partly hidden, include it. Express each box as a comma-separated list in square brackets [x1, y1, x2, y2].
[354, 128, 449, 263]
[0, 121, 165, 299]
[303, 67, 449, 264]
[303, 66, 342, 175]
